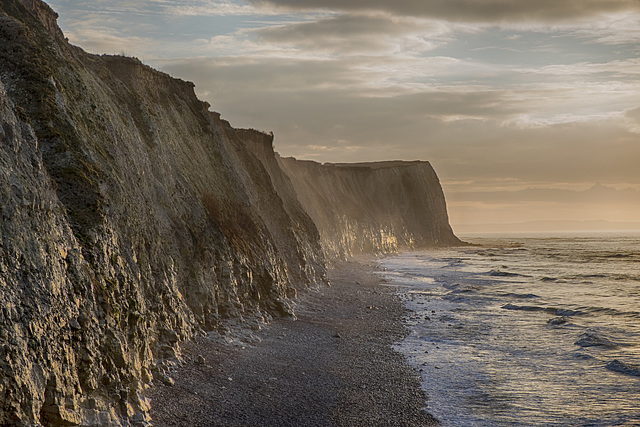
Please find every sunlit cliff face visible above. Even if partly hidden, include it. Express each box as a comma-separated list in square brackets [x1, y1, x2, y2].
[49, 0, 640, 230]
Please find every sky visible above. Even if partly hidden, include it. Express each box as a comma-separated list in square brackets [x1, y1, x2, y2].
[46, 0, 640, 232]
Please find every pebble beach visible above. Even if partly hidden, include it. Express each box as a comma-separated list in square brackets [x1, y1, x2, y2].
[149, 257, 438, 426]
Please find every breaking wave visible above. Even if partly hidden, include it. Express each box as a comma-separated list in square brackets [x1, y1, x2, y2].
[606, 360, 640, 377]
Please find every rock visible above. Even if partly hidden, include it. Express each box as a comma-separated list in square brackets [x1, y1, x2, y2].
[68, 318, 81, 331]
[156, 372, 175, 387]
[131, 411, 152, 426]
[41, 404, 82, 426]
[161, 329, 180, 345]
[134, 393, 151, 412]
[161, 344, 179, 360]
[141, 368, 153, 384]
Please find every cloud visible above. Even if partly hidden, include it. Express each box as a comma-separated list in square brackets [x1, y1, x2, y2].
[62, 27, 155, 55]
[51, 0, 172, 17]
[568, 13, 640, 45]
[157, 0, 301, 16]
[533, 58, 640, 78]
[167, 1, 272, 16]
[157, 55, 524, 116]
[626, 107, 640, 122]
[248, 0, 640, 23]
[251, 13, 437, 54]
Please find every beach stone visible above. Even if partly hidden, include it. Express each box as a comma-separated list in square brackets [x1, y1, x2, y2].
[156, 372, 175, 387]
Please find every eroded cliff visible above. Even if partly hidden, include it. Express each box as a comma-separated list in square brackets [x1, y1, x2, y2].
[0, 0, 460, 425]
[0, 1, 326, 425]
[278, 158, 462, 258]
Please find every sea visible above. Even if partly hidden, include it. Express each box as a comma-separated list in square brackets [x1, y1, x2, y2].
[379, 232, 640, 426]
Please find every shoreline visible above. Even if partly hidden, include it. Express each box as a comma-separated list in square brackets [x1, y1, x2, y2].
[148, 256, 439, 426]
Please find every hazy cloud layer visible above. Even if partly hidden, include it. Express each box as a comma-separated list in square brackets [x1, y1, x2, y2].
[248, 0, 640, 22]
[252, 14, 436, 54]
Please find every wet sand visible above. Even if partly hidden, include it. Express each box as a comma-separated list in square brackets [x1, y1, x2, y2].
[148, 257, 438, 426]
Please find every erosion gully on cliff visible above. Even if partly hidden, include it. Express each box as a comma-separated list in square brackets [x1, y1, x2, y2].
[0, 0, 460, 425]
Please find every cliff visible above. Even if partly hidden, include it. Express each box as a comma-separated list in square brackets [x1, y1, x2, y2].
[0, 1, 326, 425]
[277, 158, 462, 258]
[0, 1, 459, 425]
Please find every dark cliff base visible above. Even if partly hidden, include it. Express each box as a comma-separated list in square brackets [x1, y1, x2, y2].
[148, 258, 439, 426]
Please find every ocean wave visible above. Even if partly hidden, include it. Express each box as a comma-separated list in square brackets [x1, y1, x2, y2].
[488, 269, 521, 277]
[446, 289, 475, 297]
[572, 352, 598, 361]
[501, 304, 584, 316]
[605, 360, 640, 377]
[602, 253, 636, 259]
[562, 272, 640, 283]
[442, 258, 465, 267]
[498, 292, 540, 299]
[498, 301, 640, 319]
[574, 331, 617, 348]
[541, 278, 570, 284]
[547, 316, 570, 326]
[613, 274, 640, 282]
[575, 305, 640, 319]
[555, 308, 583, 316]
[443, 295, 471, 302]
[443, 285, 480, 302]
[501, 303, 546, 312]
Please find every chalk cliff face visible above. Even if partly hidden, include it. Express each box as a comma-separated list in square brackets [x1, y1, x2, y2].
[278, 159, 462, 258]
[0, 1, 326, 425]
[0, 0, 459, 425]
